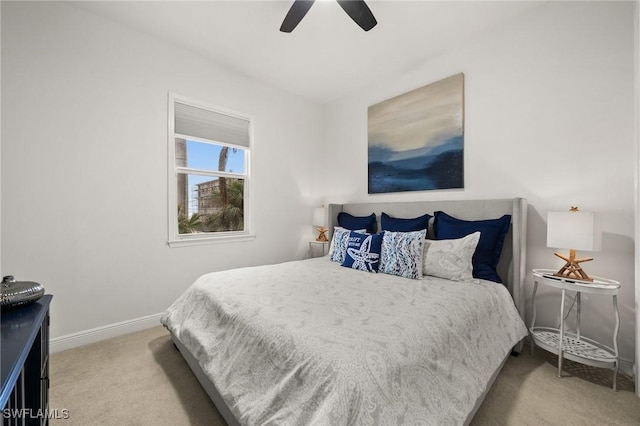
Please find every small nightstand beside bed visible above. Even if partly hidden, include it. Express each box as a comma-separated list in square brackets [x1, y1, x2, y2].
[161, 198, 528, 425]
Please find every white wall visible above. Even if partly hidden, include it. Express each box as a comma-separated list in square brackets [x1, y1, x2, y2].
[1, 2, 323, 339]
[323, 1, 636, 367]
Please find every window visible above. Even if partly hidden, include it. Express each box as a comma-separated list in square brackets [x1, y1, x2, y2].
[168, 93, 253, 246]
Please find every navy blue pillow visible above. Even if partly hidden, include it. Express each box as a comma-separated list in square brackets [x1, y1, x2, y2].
[341, 231, 383, 273]
[337, 212, 377, 234]
[381, 212, 431, 234]
[433, 211, 511, 283]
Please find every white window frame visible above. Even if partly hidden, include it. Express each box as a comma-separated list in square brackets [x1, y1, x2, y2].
[167, 93, 254, 247]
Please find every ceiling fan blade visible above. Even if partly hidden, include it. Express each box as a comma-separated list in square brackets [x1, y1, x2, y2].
[280, 0, 316, 33]
[336, 0, 377, 31]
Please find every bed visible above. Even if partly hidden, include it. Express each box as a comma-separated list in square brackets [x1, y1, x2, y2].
[161, 198, 528, 425]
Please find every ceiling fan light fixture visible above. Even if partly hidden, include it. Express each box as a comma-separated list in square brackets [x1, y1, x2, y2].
[280, 0, 315, 33]
[336, 0, 377, 31]
[280, 0, 377, 33]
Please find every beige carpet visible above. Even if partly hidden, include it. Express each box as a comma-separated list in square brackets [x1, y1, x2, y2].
[49, 326, 640, 426]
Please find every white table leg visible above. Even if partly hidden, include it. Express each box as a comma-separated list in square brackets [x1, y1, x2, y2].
[558, 288, 566, 378]
[576, 292, 581, 340]
[613, 295, 620, 391]
[530, 281, 538, 356]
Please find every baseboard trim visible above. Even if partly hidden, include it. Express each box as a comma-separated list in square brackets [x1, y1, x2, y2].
[50, 312, 163, 353]
[619, 358, 635, 379]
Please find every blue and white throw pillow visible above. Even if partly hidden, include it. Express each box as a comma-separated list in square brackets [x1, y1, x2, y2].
[341, 231, 383, 273]
[329, 227, 365, 264]
[379, 229, 427, 279]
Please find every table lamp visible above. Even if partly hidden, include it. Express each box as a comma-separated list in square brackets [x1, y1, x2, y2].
[546, 207, 601, 281]
[313, 206, 328, 242]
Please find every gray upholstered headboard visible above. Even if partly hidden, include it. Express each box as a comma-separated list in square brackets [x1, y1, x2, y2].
[327, 198, 527, 324]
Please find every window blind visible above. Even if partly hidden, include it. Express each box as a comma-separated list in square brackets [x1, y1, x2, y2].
[174, 101, 250, 148]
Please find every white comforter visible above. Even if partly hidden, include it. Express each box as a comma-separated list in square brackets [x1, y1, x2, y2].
[161, 257, 527, 425]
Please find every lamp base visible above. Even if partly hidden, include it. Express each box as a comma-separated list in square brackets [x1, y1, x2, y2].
[316, 227, 328, 242]
[553, 249, 593, 281]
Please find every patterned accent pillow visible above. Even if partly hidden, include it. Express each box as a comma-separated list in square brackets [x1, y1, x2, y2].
[422, 232, 481, 282]
[379, 230, 427, 280]
[341, 231, 383, 273]
[329, 227, 365, 263]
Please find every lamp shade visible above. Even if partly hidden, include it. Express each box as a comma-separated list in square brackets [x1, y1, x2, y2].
[547, 211, 601, 252]
[313, 207, 327, 227]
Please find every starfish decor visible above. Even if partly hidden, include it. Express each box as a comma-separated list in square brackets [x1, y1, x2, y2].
[553, 249, 593, 281]
[346, 235, 379, 272]
[315, 227, 328, 242]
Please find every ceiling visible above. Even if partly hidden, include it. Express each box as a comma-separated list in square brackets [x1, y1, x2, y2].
[72, 1, 544, 104]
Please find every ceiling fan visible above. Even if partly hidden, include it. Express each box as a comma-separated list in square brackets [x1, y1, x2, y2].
[280, 0, 377, 33]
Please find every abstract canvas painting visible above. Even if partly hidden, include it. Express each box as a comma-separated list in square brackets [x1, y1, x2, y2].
[368, 73, 464, 194]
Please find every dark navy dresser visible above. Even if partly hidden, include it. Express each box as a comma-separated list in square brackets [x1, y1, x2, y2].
[1, 295, 52, 426]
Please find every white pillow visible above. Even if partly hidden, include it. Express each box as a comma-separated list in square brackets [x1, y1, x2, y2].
[422, 232, 480, 281]
[379, 230, 426, 280]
